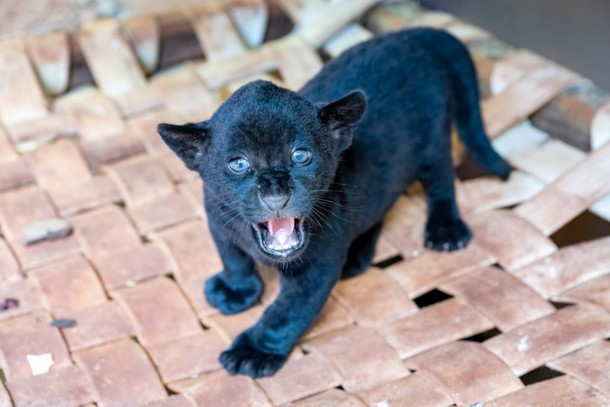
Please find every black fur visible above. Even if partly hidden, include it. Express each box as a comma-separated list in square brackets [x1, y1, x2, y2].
[157, 28, 510, 378]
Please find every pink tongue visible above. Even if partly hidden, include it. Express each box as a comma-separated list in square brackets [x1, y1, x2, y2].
[267, 217, 295, 237]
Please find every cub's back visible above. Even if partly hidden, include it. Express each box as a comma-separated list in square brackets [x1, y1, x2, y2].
[299, 28, 461, 160]
[299, 28, 460, 119]
[299, 28, 464, 218]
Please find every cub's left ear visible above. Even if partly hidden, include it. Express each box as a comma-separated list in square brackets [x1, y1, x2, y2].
[318, 90, 367, 151]
[157, 122, 210, 172]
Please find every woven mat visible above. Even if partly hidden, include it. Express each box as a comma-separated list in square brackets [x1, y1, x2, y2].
[1, 1, 610, 406]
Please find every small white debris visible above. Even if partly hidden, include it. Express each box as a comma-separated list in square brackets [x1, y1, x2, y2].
[411, 249, 420, 257]
[16, 136, 56, 153]
[547, 265, 559, 279]
[23, 219, 73, 245]
[375, 400, 390, 407]
[471, 402, 484, 407]
[517, 335, 531, 353]
[27, 353, 54, 376]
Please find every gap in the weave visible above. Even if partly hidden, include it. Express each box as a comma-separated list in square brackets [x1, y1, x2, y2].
[550, 210, 610, 248]
[67, 35, 94, 90]
[264, 2, 294, 42]
[318, 49, 334, 64]
[548, 300, 575, 310]
[373, 255, 404, 269]
[413, 289, 453, 309]
[157, 17, 203, 72]
[519, 366, 565, 386]
[462, 328, 502, 343]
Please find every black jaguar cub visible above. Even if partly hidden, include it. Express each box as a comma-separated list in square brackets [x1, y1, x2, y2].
[158, 28, 510, 378]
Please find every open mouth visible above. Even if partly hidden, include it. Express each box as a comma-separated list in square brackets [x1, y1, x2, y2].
[252, 217, 305, 258]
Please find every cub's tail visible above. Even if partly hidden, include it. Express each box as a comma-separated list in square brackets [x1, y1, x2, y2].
[426, 28, 511, 180]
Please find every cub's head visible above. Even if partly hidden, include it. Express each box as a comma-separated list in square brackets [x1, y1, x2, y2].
[158, 80, 366, 260]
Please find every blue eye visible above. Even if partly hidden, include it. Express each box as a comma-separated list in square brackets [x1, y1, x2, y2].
[292, 149, 312, 165]
[228, 157, 250, 173]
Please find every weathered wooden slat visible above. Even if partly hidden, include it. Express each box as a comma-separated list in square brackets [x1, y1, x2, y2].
[0, 126, 17, 162]
[490, 50, 547, 95]
[77, 19, 147, 97]
[386, 241, 496, 297]
[492, 119, 586, 184]
[295, 0, 381, 48]
[512, 139, 585, 184]
[530, 82, 609, 152]
[26, 139, 92, 199]
[322, 24, 373, 58]
[149, 64, 219, 119]
[112, 86, 165, 118]
[515, 140, 610, 235]
[8, 113, 77, 152]
[468, 209, 557, 271]
[26, 32, 70, 96]
[271, 0, 325, 24]
[0, 39, 48, 127]
[483, 65, 581, 139]
[53, 86, 125, 142]
[365, 1, 425, 33]
[272, 36, 322, 90]
[408, 11, 455, 29]
[229, 0, 269, 48]
[456, 171, 545, 215]
[512, 236, 610, 299]
[494, 120, 610, 223]
[196, 46, 278, 90]
[122, 16, 161, 74]
[185, 5, 247, 62]
[379, 194, 427, 260]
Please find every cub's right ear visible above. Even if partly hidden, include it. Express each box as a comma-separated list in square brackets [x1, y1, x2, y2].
[157, 122, 210, 171]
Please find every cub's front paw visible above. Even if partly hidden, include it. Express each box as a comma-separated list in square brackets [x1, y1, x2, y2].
[425, 218, 472, 252]
[220, 335, 287, 378]
[204, 272, 263, 315]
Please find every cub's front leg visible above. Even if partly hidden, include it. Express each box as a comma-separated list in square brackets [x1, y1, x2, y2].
[220, 255, 343, 378]
[204, 223, 263, 315]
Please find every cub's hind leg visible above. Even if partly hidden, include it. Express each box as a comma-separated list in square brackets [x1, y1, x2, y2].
[418, 136, 471, 252]
[341, 222, 382, 278]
